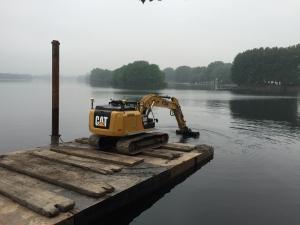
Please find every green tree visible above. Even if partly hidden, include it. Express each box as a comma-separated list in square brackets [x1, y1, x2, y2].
[167, 62, 231, 84]
[190, 67, 206, 83]
[174, 66, 193, 83]
[206, 61, 232, 84]
[112, 61, 166, 89]
[163, 67, 175, 82]
[231, 44, 300, 86]
[89, 68, 112, 86]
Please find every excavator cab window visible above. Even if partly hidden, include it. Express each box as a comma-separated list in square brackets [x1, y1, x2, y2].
[170, 109, 175, 116]
[142, 116, 155, 129]
[142, 108, 156, 129]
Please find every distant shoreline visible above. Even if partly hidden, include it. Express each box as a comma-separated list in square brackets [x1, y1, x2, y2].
[231, 85, 300, 94]
[2, 75, 299, 95]
[165, 82, 300, 94]
[0, 73, 32, 81]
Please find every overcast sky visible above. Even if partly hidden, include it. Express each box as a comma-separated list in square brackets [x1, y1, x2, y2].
[0, 0, 299, 75]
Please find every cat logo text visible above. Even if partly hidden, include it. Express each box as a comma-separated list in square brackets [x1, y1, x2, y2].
[95, 116, 109, 128]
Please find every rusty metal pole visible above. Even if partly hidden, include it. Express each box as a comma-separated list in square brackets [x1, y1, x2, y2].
[51, 40, 60, 145]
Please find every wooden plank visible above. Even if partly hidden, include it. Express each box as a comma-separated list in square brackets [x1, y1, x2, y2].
[74, 137, 89, 145]
[0, 153, 114, 197]
[0, 168, 75, 218]
[32, 149, 122, 175]
[160, 143, 197, 152]
[142, 148, 181, 160]
[51, 146, 144, 166]
[0, 195, 73, 225]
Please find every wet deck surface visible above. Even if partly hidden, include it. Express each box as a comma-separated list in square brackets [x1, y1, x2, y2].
[0, 139, 213, 225]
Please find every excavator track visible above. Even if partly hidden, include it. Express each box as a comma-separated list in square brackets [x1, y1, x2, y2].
[116, 132, 169, 155]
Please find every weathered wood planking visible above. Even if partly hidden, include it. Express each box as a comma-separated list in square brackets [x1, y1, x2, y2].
[0, 168, 74, 217]
[0, 153, 114, 197]
[32, 149, 122, 175]
[51, 145, 144, 166]
[0, 194, 73, 225]
[0, 142, 214, 225]
[160, 143, 197, 152]
[141, 148, 181, 160]
[74, 137, 90, 145]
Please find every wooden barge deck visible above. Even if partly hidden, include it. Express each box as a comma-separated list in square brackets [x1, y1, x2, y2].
[0, 139, 213, 225]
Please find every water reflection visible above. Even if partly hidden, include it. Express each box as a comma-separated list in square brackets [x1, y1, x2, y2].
[89, 162, 211, 225]
[206, 99, 228, 109]
[229, 98, 299, 124]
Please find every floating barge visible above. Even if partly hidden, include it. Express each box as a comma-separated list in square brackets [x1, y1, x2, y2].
[0, 41, 213, 224]
[0, 139, 213, 225]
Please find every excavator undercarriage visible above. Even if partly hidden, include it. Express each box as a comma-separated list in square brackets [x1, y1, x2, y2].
[89, 132, 169, 155]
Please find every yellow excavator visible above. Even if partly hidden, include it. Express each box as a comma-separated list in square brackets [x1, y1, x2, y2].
[89, 94, 199, 155]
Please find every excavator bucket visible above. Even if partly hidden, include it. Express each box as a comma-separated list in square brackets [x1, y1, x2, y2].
[176, 128, 200, 138]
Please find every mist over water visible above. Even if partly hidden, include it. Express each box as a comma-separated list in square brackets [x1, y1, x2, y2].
[0, 80, 299, 225]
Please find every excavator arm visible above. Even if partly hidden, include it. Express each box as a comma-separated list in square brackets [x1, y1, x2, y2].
[138, 94, 199, 138]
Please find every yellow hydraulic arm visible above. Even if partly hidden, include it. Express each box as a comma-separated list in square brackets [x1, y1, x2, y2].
[138, 94, 199, 138]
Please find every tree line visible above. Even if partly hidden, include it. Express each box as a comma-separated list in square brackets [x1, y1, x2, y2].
[231, 44, 300, 86]
[89, 61, 165, 89]
[89, 44, 300, 90]
[89, 60, 232, 89]
[164, 61, 232, 84]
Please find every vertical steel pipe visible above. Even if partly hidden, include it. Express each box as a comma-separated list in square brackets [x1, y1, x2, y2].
[51, 40, 60, 145]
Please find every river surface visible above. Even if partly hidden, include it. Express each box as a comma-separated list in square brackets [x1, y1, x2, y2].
[0, 80, 299, 225]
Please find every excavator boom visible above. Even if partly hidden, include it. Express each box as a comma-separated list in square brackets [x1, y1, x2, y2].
[138, 94, 199, 138]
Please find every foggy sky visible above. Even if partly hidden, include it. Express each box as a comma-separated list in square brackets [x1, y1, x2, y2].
[0, 0, 299, 75]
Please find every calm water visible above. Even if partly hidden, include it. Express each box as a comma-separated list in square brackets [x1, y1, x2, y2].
[0, 80, 300, 225]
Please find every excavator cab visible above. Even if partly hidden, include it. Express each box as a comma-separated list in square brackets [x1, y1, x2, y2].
[108, 100, 156, 128]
